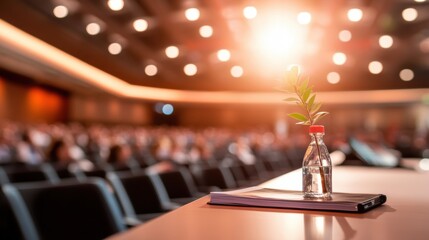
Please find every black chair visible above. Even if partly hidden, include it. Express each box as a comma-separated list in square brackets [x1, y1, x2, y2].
[202, 166, 237, 190]
[1, 178, 126, 240]
[2, 164, 60, 183]
[159, 168, 205, 204]
[107, 171, 180, 222]
[0, 167, 10, 185]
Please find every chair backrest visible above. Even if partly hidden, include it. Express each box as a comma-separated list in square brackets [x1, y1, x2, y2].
[108, 171, 172, 214]
[202, 167, 237, 189]
[159, 168, 199, 199]
[1, 178, 126, 240]
[3, 164, 60, 183]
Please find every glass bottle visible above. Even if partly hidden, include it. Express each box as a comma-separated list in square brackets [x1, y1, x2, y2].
[302, 125, 332, 198]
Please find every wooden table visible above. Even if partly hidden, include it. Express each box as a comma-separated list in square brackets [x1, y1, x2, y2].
[107, 165, 429, 240]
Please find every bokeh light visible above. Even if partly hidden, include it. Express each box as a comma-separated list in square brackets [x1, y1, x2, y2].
[243, 6, 257, 19]
[199, 25, 213, 38]
[108, 42, 122, 55]
[368, 61, 383, 74]
[133, 19, 148, 32]
[53, 5, 68, 18]
[332, 52, 347, 65]
[230, 66, 244, 78]
[399, 69, 414, 81]
[145, 64, 158, 76]
[86, 23, 101, 35]
[185, 8, 200, 21]
[402, 8, 418, 21]
[347, 8, 363, 22]
[217, 49, 231, 62]
[165, 46, 179, 58]
[327, 72, 341, 84]
[297, 12, 312, 25]
[379, 35, 393, 48]
[339, 30, 352, 42]
[184, 64, 197, 76]
[107, 0, 124, 11]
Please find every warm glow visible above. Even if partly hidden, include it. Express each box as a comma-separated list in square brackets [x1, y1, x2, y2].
[2, 19, 428, 105]
[327, 72, 340, 84]
[217, 49, 231, 62]
[108, 42, 122, 55]
[86, 23, 101, 35]
[199, 25, 213, 38]
[107, 0, 124, 11]
[145, 64, 157, 76]
[231, 66, 244, 78]
[402, 8, 418, 21]
[379, 35, 393, 48]
[243, 6, 257, 19]
[399, 69, 414, 81]
[133, 19, 148, 32]
[347, 8, 363, 22]
[332, 52, 347, 65]
[368, 61, 383, 74]
[53, 5, 68, 18]
[185, 8, 200, 21]
[339, 30, 352, 42]
[297, 12, 312, 25]
[251, 13, 308, 68]
[165, 46, 179, 58]
[184, 64, 197, 76]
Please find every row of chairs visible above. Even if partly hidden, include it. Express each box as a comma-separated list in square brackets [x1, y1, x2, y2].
[0, 165, 215, 240]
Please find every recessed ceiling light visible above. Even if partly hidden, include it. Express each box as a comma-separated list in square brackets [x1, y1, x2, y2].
[185, 8, 200, 21]
[217, 49, 231, 62]
[107, 0, 124, 11]
[165, 46, 179, 58]
[402, 8, 418, 22]
[243, 6, 257, 19]
[184, 64, 197, 76]
[368, 61, 383, 74]
[133, 19, 148, 32]
[108, 42, 122, 55]
[399, 69, 414, 81]
[332, 52, 347, 65]
[327, 72, 340, 84]
[231, 66, 243, 78]
[199, 25, 213, 38]
[379, 35, 393, 48]
[338, 30, 352, 42]
[53, 5, 68, 18]
[86, 22, 101, 35]
[347, 8, 363, 22]
[145, 64, 158, 76]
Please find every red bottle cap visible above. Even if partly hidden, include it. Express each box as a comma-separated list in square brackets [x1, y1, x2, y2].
[309, 125, 325, 133]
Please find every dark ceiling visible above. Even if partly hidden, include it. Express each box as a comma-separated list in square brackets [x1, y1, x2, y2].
[0, 0, 428, 93]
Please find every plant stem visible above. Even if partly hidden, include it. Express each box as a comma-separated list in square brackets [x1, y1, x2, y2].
[313, 133, 328, 194]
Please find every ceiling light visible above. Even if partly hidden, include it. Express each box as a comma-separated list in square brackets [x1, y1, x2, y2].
[368, 61, 383, 74]
[199, 25, 213, 38]
[338, 30, 352, 42]
[327, 72, 340, 84]
[53, 5, 69, 18]
[107, 0, 124, 11]
[297, 12, 312, 25]
[243, 6, 257, 19]
[133, 19, 148, 32]
[399, 69, 414, 81]
[162, 104, 174, 115]
[402, 8, 418, 22]
[185, 8, 200, 21]
[86, 22, 101, 35]
[332, 52, 347, 65]
[231, 66, 243, 78]
[165, 46, 179, 58]
[379, 35, 393, 48]
[184, 64, 197, 76]
[217, 49, 231, 62]
[108, 42, 122, 55]
[145, 64, 158, 76]
[347, 8, 363, 22]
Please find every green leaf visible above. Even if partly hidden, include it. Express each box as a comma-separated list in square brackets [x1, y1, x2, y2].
[312, 111, 329, 124]
[311, 102, 322, 114]
[283, 97, 299, 102]
[303, 88, 312, 102]
[297, 121, 311, 125]
[307, 94, 316, 109]
[288, 113, 308, 122]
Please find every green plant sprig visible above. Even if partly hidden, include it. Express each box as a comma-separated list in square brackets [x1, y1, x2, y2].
[280, 66, 329, 125]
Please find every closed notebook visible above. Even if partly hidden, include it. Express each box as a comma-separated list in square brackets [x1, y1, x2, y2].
[209, 186, 387, 213]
